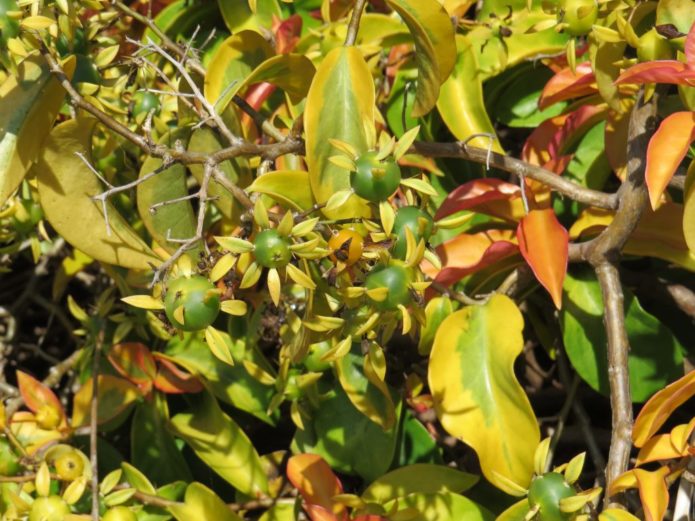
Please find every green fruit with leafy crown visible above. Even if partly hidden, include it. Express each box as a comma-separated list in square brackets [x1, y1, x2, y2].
[131, 91, 161, 117]
[29, 496, 70, 521]
[0, 437, 22, 476]
[560, 0, 598, 37]
[392, 206, 434, 259]
[102, 506, 137, 521]
[351, 151, 401, 202]
[165, 275, 220, 331]
[527, 472, 575, 521]
[365, 262, 412, 311]
[637, 28, 672, 62]
[254, 229, 292, 268]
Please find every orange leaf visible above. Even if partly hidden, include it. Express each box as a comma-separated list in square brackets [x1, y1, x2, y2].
[152, 353, 203, 394]
[435, 179, 523, 223]
[615, 61, 695, 85]
[516, 209, 568, 309]
[539, 61, 597, 110]
[286, 454, 347, 521]
[633, 370, 695, 447]
[645, 112, 695, 209]
[634, 468, 670, 521]
[16, 371, 66, 428]
[635, 430, 691, 466]
[107, 342, 157, 393]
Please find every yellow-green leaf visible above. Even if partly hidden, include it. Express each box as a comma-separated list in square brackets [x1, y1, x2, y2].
[169, 482, 244, 521]
[428, 295, 539, 495]
[36, 118, 162, 270]
[598, 509, 642, 521]
[1, 55, 76, 203]
[121, 295, 164, 310]
[684, 160, 695, 253]
[436, 35, 503, 151]
[305, 46, 373, 219]
[204, 326, 235, 366]
[385, 0, 456, 117]
[246, 170, 315, 211]
[169, 390, 268, 496]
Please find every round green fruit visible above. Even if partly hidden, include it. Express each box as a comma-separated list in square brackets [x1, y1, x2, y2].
[561, 0, 598, 37]
[392, 206, 434, 259]
[164, 275, 221, 332]
[303, 341, 332, 372]
[54, 449, 84, 481]
[29, 496, 70, 521]
[131, 91, 161, 117]
[102, 506, 137, 521]
[254, 229, 292, 268]
[351, 151, 401, 203]
[527, 472, 575, 521]
[0, 437, 22, 476]
[365, 263, 412, 311]
[637, 28, 672, 62]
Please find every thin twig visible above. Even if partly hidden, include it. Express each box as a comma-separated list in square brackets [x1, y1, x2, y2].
[90, 335, 103, 520]
[344, 0, 369, 46]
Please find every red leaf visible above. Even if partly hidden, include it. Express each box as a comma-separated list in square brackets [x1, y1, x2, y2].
[645, 111, 695, 209]
[516, 209, 569, 309]
[287, 454, 347, 521]
[435, 179, 523, 222]
[615, 61, 695, 85]
[539, 61, 597, 110]
[16, 371, 66, 428]
[272, 14, 302, 54]
[152, 353, 203, 394]
[547, 104, 605, 159]
[107, 343, 157, 393]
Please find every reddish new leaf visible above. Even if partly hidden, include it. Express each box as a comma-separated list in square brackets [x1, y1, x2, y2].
[16, 371, 67, 428]
[152, 353, 203, 394]
[516, 209, 569, 309]
[273, 14, 302, 54]
[539, 61, 597, 110]
[108, 342, 157, 393]
[435, 179, 524, 223]
[615, 61, 695, 85]
[645, 112, 695, 209]
[287, 454, 347, 521]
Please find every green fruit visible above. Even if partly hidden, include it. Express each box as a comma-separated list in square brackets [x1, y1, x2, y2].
[102, 506, 137, 521]
[637, 28, 672, 62]
[392, 206, 434, 259]
[351, 151, 401, 202]
[254, 229, 292, 268]
[29, 496, 70, 521]
[55, 28, 87, 56]
[164, 275, 221, 331]
[131, 91, 161, 117]
[72, 54, 101, 85]
[527, 472, 575, 521]
[365, 263, 412, 311]
[303, 341, 332, 372]
[561, 0, 598, 37]
[0, 437, 22, 476]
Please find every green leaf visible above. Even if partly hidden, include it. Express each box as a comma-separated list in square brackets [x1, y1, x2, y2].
[428, 295, 539, 495]
[169, 390, 268, 496]
[165, 333, 275, 424]
[217, 0, 282, 33]
[396, 412, 444, 466]
[655, 0, 695, 34]
[383, 492, 494, 521]
[169, 482, 244, 521]
[418, 297, 453, 355]
[121, 461, 156, 494]
[1, 55, 75, 204]
[144, 0, 219, 45]
[247, 170, 315, 211]
[305, 46, 372, 219]
[496, 499, 532, 521]
[137, 128, 199, 257]
[385, 0, 456, 117]
[131, 394, 192, 487]
[362, 464, 479, 503]
[36, 118, 162, 270]
[561, 267, 684, 403]
[436, 35, 503, 152]
[292, 383, 400, 482]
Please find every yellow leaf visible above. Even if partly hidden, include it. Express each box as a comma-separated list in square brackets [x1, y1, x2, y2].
[210, 253, 236, 282]
[634, 468, 670, 521]
[220, 300, 247, 316]
[599, 509, 642, 521]
[534, 438, 551, 475]
[20, 15, 55, 29]
[169, 482, 244, 521]
[267, 268, 281, 306]
[121, 295, 164, 310]
[204, 326, 235, 366]
[286, 263, 316, 290]
[429, 295, 539, 494]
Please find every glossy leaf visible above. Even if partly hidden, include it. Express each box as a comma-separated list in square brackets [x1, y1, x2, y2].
[437, 35, 502, 151]
[385, 0, 456, 117]
[169, 482, 244, 521]
[615, 61, 695, 86]
[35, 118, 162, 270]
[435, 179, 523, 223]
[137, 128, 198, 256]
[517, 209, 569, 309]
[644, 111, 695, 209]
[634, 469, 669, 521]
[383, 492, 494, 521]
[287, 454, 346, 521]
[72, 375, 140, 427]
[152, 353, 204, 395]
[16, 371, 66, 428]
[169, 390, 268, 496]
[632, 370, 695, 447]
[496, 499, 531, 521]
[247, 170, 315, 211]
[362, 464, 478, 503]
[305, 46, 372, 219]
[0, 55, 75, 204]
[561, 268, 684, 403]
[538, 62, 596, 110]
[107, 342, 157, 392]
[635, 421, 695, 465]
[428, 295, 539, 494]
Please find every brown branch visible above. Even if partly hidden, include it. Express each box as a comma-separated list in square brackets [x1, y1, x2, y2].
[414, 141, 618, 210]
[344, 0, 369, 46]
[90, 335, 103, 520]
